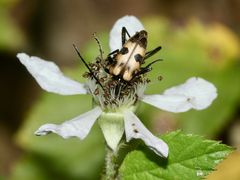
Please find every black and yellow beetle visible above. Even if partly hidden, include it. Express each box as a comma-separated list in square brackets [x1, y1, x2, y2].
[73, 27, 162, 88]
[106, 27, 162, 81]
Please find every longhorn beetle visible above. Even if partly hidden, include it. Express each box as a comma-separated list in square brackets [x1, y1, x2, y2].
[106, 27, 162, 82]
[73, 27, 162, 90]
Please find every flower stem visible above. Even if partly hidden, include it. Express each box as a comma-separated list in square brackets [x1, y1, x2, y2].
[104, 146, 118, 180]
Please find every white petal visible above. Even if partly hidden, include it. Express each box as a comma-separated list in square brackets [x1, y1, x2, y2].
[35, 106, 102, 139]
[142, 94, 192, 113]
[164, 77, 217, 109]
[123, 110, 168, 157]
[109, 15, 145, 51]
[141, 77, 217, 113]
[17, 53, 87, 95]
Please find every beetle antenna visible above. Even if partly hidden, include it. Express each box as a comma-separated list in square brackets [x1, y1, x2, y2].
[73, 44, 104, 89]
[121, 27, 131, 45]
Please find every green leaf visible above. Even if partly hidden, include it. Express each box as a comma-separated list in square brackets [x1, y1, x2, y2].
[120, 131, 233, 180]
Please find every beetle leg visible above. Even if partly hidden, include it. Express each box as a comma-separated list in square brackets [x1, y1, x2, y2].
[106, 49, 119, 64]
[144, 46, 162, 60]
[108, 49, 119, 56]
[122, 27, 131, 45]
[135, 59, 163, 77]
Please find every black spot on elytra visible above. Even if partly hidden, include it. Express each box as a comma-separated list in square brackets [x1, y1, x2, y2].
[120, 47, 129, 55]
[134, 54, 143, 62]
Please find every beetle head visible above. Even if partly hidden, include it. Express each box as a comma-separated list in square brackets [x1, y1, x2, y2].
[130, 30, 148, 49]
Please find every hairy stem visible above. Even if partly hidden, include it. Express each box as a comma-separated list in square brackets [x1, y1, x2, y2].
[104, 146, 118, 180]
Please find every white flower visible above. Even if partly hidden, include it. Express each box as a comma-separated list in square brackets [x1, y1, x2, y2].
[17, 15, 217, 158]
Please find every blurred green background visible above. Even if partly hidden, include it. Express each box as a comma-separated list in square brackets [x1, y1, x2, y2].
[1, 0, 240, 179]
